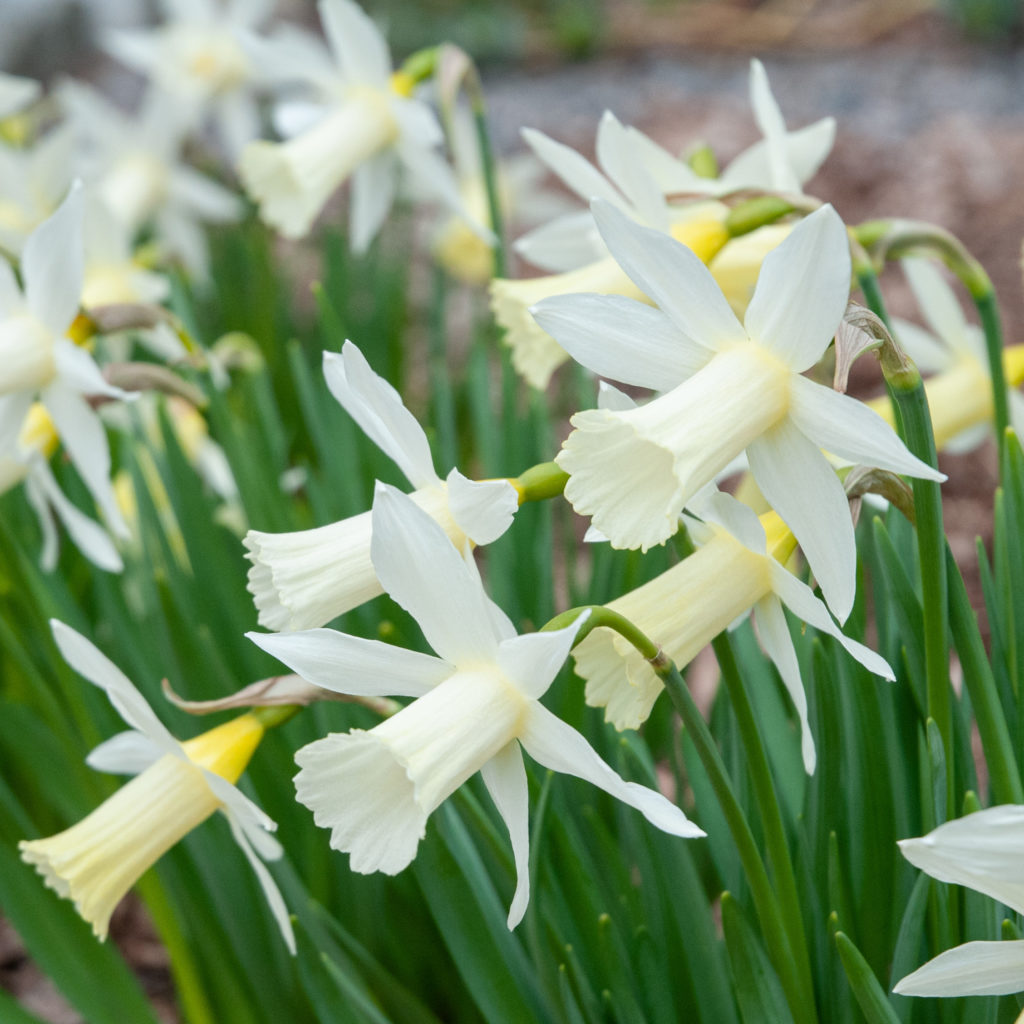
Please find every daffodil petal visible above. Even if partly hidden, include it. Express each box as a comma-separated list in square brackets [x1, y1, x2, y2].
[595, 111, 667, 229]
[521, 127, 622, 207]
[23, 473, 58, 571]
[891, 317, 952, 375]
[480, 742, 531, 930]
[323, 342, 437, 489]
[445, 469, 517, 546]
[31, 456, 123, 573]
[618, 123, 705, 193]
[747, 419, 855, 622]
[531, 293, 708, 390]
[0, 257, 21, 318]
[23, 182, 84, 335]
[169, 166, 243, 223]
[894, 941, 1024, 998]
[899, 805, 1024, 917]
[753, 596, 815, 774]
[52, 340, 134, 401]
[246, 627, 451, 698]
[41, 383, 128, 539]
[903, 258, 970, 352]
[371, 484, 509, 664]
[747, 59, 799, 193]
[223, 810, 296, 955]
[519, 703, 704, 838]
[591, 199, 743, 353]
[204, 771, 280, 857]
[743, 204, 850, 372]
[50, 620, 180, 753]
[768, 562, 894, 681]
[86, 730, 164, 775]
[319, 0, 391, 87]
[789, 375, 946, 481]
[496, 613, 586, 700]
[0, 393, 32, 456]
[513, 211, 605, 273]
[692, 488, 766, 554]
[597, 381, 635, 411]
[781, 117, 835, 185]
[350, 151, 397, 255]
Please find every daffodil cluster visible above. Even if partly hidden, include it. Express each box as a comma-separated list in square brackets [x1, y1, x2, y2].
[10, 4, 1024, 1015]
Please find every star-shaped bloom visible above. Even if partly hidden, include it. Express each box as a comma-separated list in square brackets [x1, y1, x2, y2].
[513, 60, 833, 275]
[491, 109, 732, 389]
[0, 122, 76, 257]
[863, 258, 1024, 454]
[894, 806, 1024, 998]
[534, 200, 944, 622]
[0, 403, 122, 572]
[0, 183, 132, 541]
[239, 0, 474, 248]
[19, 620, 294, 952]
[104, 0, 272, 158]
[59, 81, 242, 278]
[249, 484, 702, 929]
[0, 71, 40, 120]
[244, 340, 518, 631]
[574, 489, 893, 772]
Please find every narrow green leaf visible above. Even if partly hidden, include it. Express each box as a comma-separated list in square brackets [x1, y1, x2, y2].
[834, 931, 901, 1024]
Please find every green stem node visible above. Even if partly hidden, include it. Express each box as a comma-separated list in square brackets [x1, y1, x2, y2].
[513, 461, 569, 504]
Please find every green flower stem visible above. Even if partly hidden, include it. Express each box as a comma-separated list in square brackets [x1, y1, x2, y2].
[854, 260, 891, 329]
[461, 68, 508, 280]
[513, 461, 569, 504]
[137, 873, 218, 1024]
[542, 606, 818, 1024]
[250, 704, 301, 730]
[724, 196, 796, 239]
[429, 264, 458, 470]
[945, 543, 1024, 803]
[975, 285, 1010, 458]
[877, 333, 952, 820]
[853, 219, 1010, 457]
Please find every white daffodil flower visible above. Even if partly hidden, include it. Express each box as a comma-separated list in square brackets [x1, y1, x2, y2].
[0, 70, 40, 120]
[104, 0, 271, 158]
[863, 258, 1024, 454]
[430, 108, 568, 286]
[534, 200, 944, 622]
[239, 0, 475, 248]
[59, 81, 242, 278]
[249, 484, 703, 929]
[492, 59, 833, 390]
[0, 183, 132, 542]
[492, 109, 730, 390]
[894, 806, 1024, 998]
[81, 197, 172, 311]
[19, 620, 294, 953]
[244, 340, 517, 631]
[0, 122, 76, 257]
[574, 490, 893, 773]
[0, 404, 122, 573]
[512, 60, 833, 275]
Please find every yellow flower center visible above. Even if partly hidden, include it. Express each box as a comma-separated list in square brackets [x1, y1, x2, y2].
[18, 403, 59, 459]
[390, 70, 416, 98]
[181, 713, 267, 785]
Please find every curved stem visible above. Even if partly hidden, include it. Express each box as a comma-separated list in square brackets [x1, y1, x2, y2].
[545, 605, 818, 1024]
[857, 268, 953, 819]
[975, 286, 1010, 458]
